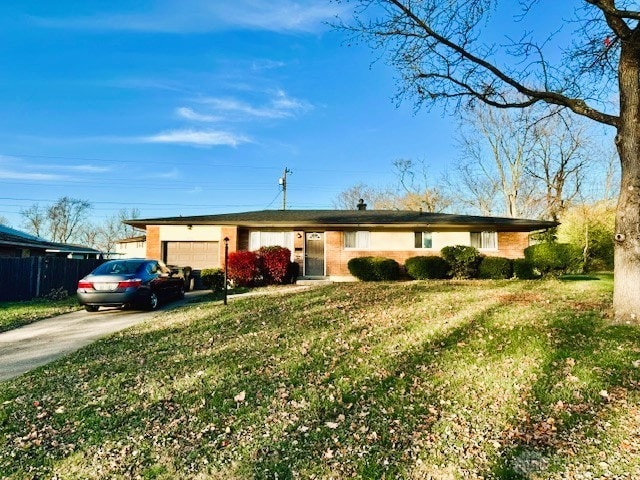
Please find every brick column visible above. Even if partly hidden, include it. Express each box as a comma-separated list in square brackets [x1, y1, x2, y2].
[146, 226, 161, 259]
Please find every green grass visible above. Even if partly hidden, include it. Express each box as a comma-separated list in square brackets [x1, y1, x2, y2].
[0, 296, 81, 333]
[2, 275, 640, 479]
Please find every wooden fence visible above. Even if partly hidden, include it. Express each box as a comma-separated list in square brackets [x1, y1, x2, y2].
[0, 257, 104, 302]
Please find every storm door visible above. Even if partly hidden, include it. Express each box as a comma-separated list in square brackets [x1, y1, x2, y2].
[304, 232, 325, 277]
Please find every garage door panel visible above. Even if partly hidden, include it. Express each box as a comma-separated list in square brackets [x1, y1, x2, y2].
[165, 241, 219, 270]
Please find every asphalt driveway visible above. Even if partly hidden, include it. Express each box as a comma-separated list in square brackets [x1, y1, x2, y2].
[0, 292, 205, 382]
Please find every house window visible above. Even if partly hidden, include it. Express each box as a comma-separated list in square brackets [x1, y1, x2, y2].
[344, 231, 370, 248]
[414, 232, 433, 249]
[249, 231, 294, 251]
[470, 231, 497, 249]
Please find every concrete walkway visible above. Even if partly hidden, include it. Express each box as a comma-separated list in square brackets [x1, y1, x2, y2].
[0, 285, 315, 382]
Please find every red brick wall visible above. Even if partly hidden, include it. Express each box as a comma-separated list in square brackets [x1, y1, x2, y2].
[146, 226, 161, 260]
[495, 232, 530, 259]
[219, 226, 238, 267]
[325, 230, 531, 277]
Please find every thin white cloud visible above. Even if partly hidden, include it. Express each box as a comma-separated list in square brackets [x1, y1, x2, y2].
[154, 168, 182, 179]
[0, 169, 70, 181]
[30, 0, 346, 34]
[176, 107, 219, 122]
[42, 164, 111, 173]
[140, 129, 250, 147]
[201, 89, 313, 121]
[187, 186, 203, 195]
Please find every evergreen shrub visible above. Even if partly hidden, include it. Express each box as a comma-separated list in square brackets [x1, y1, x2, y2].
[404, 256, 450, 279]
[348, 256, 400, 281]
[524, 242, 583, 277]
[440, 245, 481, 279]
[200, 268, 225, 292]
[478, 256, 513, 279]
[513, 259, 538, 279]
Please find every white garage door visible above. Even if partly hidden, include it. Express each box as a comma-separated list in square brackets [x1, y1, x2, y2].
[165, 241, 219, 270]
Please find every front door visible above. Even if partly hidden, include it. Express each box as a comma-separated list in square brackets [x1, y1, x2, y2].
[305, 232, 325, 277]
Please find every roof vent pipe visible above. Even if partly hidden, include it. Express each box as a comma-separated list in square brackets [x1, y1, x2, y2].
[357, 199, 367, 211]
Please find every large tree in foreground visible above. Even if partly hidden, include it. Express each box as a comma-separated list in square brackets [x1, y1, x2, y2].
[338, 0, 638, 322]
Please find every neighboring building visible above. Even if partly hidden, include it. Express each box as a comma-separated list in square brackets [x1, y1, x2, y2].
[125, 207, 556, 281]
[0, 225, 101, 259]
[114, 235, 147, 258]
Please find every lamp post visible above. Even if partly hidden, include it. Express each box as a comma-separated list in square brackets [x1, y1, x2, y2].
[223, 237, 229, 305]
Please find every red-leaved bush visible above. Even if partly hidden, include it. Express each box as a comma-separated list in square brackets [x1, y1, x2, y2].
[227, 250, 260, 286]
[258, 246, 291, 284]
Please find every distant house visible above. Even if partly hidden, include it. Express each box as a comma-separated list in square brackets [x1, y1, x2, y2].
[114, 235, 147, 259]
[124, 206, 556, 281]
[0, 225, 101, 259]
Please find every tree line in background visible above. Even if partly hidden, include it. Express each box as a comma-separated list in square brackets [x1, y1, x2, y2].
[334, 102, 618, 272]
[15, 197, 141, 254]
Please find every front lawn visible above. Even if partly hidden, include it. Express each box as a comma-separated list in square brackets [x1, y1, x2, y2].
[2, 275, 639, 479]
[0, 297, 80, 333]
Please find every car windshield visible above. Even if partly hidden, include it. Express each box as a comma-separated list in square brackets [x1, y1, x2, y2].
[92, 260, 146, 275]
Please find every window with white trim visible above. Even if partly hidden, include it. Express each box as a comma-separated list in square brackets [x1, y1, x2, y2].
[414, 232, 433, 249]
[344, 231, 370, 248]
[470, 231, 497, 249]
[249, 231, 294, 251]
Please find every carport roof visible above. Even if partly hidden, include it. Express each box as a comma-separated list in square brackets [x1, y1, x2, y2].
[125, 209, 557, 232]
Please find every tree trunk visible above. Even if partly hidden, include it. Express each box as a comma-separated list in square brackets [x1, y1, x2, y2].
[613, 40, 640, 323]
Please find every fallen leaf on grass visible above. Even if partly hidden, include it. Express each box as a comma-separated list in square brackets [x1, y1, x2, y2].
[234, 391, 246, 403]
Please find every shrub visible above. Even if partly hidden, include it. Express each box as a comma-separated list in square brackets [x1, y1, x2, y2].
[227, 250, 260, 287]
[513, 258, 537, 279]
[478, 256, 513, 279]
[440, 245, 481, 279]
[257, 246, 291, 284]
[524, 242, 583, 277]
[43, 287, 68, 301]
[200, 268, 225, 292]
[374, 257, 400, 280]
[348, 256, 400, 281]
[405, 256, 450, 279]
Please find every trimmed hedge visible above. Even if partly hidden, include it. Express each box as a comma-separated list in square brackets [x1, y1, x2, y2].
[348, 256, 400, 281]
[441, 245, 481, 279]
[405, 256, 450, 279]
[200, 268, 225, 292]
[524, 242, 583, 277]
[478, 256, 513, 279]
[513, 258, 537, 280]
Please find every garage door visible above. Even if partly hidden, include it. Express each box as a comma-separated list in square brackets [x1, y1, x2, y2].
[165, 241, 219, 270]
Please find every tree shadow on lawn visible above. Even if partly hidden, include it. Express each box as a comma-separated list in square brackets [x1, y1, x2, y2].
[487, 308, 640, 478]
[2, 281, 634, 479]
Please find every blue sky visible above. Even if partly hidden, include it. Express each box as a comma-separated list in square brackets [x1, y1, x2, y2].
[0, 1, 601, 228]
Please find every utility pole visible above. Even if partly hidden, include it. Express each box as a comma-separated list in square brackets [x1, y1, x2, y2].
[278, 167, 292, 210]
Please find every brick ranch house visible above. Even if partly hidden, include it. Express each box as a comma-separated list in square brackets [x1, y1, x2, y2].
[124, 208, 556, 281]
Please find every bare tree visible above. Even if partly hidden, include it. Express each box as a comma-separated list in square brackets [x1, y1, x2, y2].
[96, 208, 142, 253]
[20, 204, 46, 238]
[334, 160, 451, 211]
[391, 159, 452, 212]
[454, 106, 540, 218]
[0, 215, 10, 227]
[47, 197, 92, 243]
[527, 114, 591, 222]
[21, 197, 92, 243]
[339, 0, 639, 322]
[333, 183, 389, 209]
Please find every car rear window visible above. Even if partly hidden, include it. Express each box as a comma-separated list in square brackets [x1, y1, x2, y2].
[93, 260, 146, 275]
